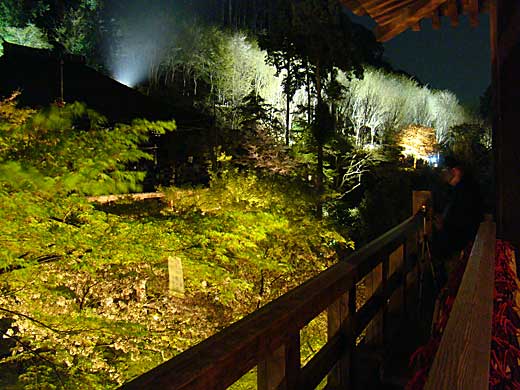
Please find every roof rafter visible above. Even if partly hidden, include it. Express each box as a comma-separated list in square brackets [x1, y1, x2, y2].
[375, 0, 418, 25]
[340, 0, 367, 15]
[443, 0, 460, 27]
[341, 0, 487, 42]
[431, 8, 441, 29]
[374, 0, 450, 41]
[468, 0, 480, 27]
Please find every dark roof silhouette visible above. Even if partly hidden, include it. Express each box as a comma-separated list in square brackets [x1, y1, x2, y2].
[0, 42, 173, 123]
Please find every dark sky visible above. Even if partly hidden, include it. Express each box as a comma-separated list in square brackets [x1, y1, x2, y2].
[349, 12, 491, 107]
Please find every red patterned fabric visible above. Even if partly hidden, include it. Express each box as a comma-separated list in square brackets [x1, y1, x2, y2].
[406, 240, 520, 390]
[490, 240, 520, 389]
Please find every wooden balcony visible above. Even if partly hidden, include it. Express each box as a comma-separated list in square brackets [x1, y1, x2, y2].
[118, 195, 505, 389]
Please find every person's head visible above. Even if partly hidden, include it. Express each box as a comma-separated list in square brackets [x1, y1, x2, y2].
[442, 155, 465, 186]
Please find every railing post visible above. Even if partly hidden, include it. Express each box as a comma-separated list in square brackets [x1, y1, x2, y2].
[382, 254, 389, 345]
[258, 332, 301, 390]
[387, 245, 404, 317]
[401, 240, 408, 319]
[285, 332, 301, 389]
[364, 263, 383, 347]
[327, 286, 355, 389]
[258, 346, 285, 390]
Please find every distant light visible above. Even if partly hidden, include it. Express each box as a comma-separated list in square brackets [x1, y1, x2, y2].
[110, 56, 151, 89]
[113, 69, 142, 88]
[114, 76, 135, 87]
[428, 155, 439, 167]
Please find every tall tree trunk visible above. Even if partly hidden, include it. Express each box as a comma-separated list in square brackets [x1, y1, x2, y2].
[315, 63, 324, 219]
[316, 141, 324, 218]
[285, 54, 291, 145]
[332, 101, 337, 134]
[306, 65, 312, 124]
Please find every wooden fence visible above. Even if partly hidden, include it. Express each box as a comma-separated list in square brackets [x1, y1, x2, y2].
[120, 194, 429, 390]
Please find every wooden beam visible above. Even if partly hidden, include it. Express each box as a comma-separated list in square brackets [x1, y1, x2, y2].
[480, 0, 492, 14]
[468, 0, 480, 27]
[362, 0, 404, 10]
[411, 21, 421, 31]
[491, 0, 520, 246]
[327, 291, 353, 389]
[460, 0, 470, 13]
[375, 0, 450, 42]
[372, 0, 418, 26]
[444, 0, 459, 27]
[497, 0, 520, 62]
[340, 0, 366, 16]
[431, 8, 441, 29]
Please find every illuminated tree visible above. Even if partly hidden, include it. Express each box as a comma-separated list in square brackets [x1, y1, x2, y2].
[0, 24, 51, 55]
[258, 0, 307, 145]
[398, 124, 438, 168]
[428, 89, 468, 143]
[54, 1, 103, 59]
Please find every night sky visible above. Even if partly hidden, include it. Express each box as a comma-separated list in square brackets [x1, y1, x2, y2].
[349, 12, 491, 108]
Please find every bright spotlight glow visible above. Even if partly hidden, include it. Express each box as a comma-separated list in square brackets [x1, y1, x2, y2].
[104, 6, 174, 91]
[110, 51, 154, 88]
[113, 68, 141, 88]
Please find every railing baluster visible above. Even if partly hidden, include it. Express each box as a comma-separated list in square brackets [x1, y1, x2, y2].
[365, 263, 384, 346]
[402, 239, 408, 319]
[258, 332, 301, 390]
[284, 331, 301, 389]
[382, 254, 389, 345]
[347, 286, 357, 390]
[327, 290, 351, 389]
[258, 345, 285, 390]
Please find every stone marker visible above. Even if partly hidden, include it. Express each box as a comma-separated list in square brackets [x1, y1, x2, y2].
[168, 256, 185, 297]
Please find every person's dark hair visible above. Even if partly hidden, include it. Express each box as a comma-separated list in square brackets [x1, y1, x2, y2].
[443, 154, 465, 172]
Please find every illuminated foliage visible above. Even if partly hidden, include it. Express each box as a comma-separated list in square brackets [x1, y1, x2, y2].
[398, 124, 438, 168]
[0, 24, 51, 55]
[0, 97, 351, 389]
[328, 68, 470, 147]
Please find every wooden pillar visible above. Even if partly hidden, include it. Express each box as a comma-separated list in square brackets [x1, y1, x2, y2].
[364, 263, 383, 346]
[491, 0, 520, 247]
[327, 288, 355, 389]
[387, 245, 404, 317]
[258, 332, 301, 390]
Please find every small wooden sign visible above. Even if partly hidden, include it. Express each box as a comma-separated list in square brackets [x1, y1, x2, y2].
[168, 256, 185, 297]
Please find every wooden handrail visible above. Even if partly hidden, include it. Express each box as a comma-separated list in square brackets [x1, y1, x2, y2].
[120, 211, 424, 390]
[424, 220, 496, 390]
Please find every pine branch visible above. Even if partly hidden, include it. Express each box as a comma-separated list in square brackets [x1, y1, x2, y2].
[0, 330, 65, 389]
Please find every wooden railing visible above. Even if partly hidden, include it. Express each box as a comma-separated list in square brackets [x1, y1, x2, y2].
[120, 201, 427, 390]
[424, 219, 496, 390]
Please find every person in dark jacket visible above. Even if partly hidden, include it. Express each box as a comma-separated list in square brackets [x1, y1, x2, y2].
[432, 156, 484, 285]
